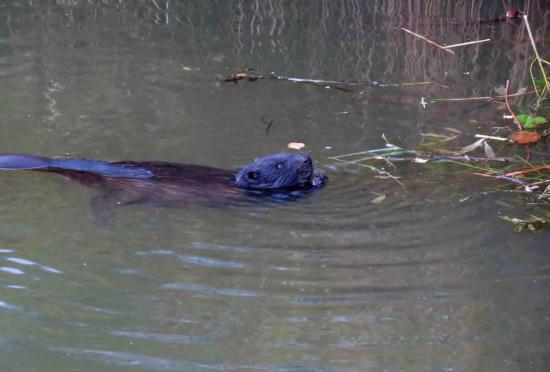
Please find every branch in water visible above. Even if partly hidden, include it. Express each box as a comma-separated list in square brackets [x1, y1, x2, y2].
[223, 70, 437, 90]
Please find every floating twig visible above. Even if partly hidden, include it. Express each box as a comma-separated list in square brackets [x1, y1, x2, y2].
[223, 70, 439, 92]
[401, 28, 455, 55]
[504, 80, 523, 131]
[443, 39, 491, 49]
[260, 116, 274, 137]
[385, 154, 510, 163]
[475, 134, 509, 141]
[432, 89, 536, 102]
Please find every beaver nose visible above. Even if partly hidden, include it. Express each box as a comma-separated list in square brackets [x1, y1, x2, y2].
[295, 153, 312, 163]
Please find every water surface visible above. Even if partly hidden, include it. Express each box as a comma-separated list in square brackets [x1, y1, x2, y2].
[0, 1, 549, 371]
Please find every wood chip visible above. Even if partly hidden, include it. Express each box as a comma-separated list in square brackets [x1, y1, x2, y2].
[287, 142, 306, 150]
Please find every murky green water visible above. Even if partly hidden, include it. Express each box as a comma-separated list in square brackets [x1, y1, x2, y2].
[0, 1, 549, 371]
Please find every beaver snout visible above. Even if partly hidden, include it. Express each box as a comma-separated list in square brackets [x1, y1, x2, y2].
[234, 152, 325, 191]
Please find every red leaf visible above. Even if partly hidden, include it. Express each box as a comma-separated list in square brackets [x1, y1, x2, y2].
[509, 131, 541, 144]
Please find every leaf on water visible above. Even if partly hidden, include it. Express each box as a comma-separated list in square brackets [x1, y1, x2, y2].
[484, 141, 496, 159]
[371, 194, 386, 204]
[516, 114, 529, 124]
[509, 131, 541, 144]
[459, 138, 485, 154]
[287, 142, 306, 150]
[413, 158, 429, 163]
[532, 116, 547, 124]
[524, 116, 547, 129]
[517, 114, 547, 129]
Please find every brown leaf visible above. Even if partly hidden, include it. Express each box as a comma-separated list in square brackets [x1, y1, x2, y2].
[509, 131, 541, 144]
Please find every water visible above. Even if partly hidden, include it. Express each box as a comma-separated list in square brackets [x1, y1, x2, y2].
[0, 1, 549, 371]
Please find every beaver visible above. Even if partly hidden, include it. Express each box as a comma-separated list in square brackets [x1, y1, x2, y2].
[0, 152, 327, 206]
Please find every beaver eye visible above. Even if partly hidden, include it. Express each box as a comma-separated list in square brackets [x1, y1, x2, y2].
[275, 162, 285, 169]
[247, 171, 260, 180]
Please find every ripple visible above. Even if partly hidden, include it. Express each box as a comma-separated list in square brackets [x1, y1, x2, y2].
[0, 267, 25, 275]
[177, 255, 248, 270]
[160, 281, 425, 306]
[5, 257, 36, 266]
[0, 299, 21, 311]
[161, 282, 263, 298]
[111, 330, 209, 345]
[51, 347, 290, 370]
[2, 256, 62, 274]
[191, 242, 256, 254]
[136, 249, 175, 256]
[5, 285, 26, 289]
[39, 265, 63, 274]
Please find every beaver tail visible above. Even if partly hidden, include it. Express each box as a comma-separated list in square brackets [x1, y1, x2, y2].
[0, 153, 154, 179]
[0, 154, 51, 170]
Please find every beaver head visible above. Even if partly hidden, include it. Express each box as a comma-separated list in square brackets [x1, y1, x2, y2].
[234, 152, 327, 191]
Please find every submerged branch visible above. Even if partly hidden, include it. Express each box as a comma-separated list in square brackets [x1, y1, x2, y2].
[223, 70, 437, 91]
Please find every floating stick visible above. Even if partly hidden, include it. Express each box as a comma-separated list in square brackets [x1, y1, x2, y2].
[443, 39, 491, 49]
[401, 28, 455, 55]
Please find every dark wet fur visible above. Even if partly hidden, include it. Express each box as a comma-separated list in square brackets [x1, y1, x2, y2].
[47, 162, 243, 206]
[0, 152, 326, 207]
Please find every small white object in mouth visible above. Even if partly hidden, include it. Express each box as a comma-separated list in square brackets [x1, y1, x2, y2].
[287, 142, 306, 150]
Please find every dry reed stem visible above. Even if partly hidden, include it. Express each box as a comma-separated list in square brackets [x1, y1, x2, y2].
[523, 14, 550, 94]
